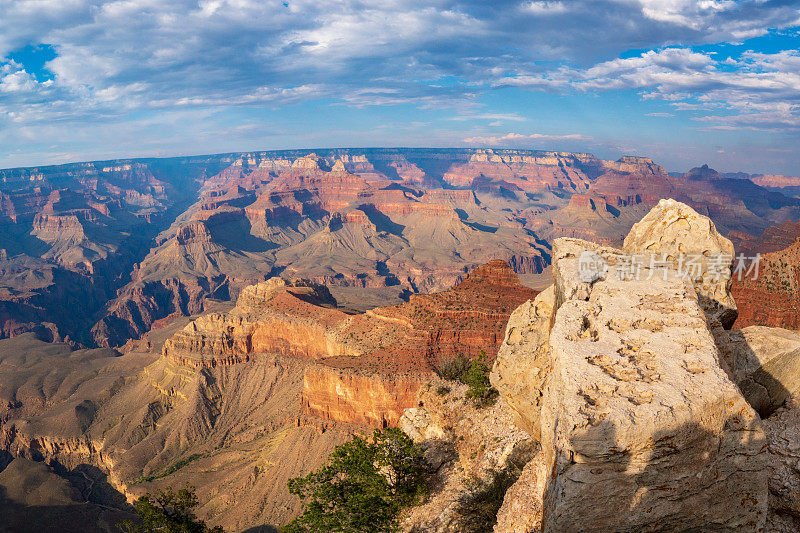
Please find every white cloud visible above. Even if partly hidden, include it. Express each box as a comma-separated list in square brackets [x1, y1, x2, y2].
[450, 112, 527, 121]
[0, 65, 37, 93]
[463, 132, 592, 144]
[624, 0, 736, 27]
[0, 0, 798, 165]
[497, 47, 800, 131]
[523, 1, 568, 15]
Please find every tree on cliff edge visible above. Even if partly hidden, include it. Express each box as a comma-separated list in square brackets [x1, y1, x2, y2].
[119, 484, 224, 533]
[284, 428, 428, 532]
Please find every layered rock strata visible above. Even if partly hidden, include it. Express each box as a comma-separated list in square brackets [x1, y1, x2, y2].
[301, 366, 422, 427]
[163, 261, 536, 427]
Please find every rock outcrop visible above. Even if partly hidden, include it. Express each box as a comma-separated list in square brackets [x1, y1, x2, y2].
[490, 286, 554, 438]
[623, 197, 737, 328]
[717, 326, 800, 417]
[542, 270, 765, 532]
[490, 200, 773, 532]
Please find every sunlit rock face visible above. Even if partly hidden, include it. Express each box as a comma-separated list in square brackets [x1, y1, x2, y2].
[491, 200, 771, 532]
[623, 198, 737, 328]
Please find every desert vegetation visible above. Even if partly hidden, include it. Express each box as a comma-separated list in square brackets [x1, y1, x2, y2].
[285, 428, 429, 532]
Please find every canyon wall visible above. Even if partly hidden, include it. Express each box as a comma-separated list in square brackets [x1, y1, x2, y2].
[301, 366, 423, 427]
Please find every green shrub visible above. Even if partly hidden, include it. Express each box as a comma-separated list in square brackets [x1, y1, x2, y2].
[463, 353, 499, 408]
[119, 484, 223, 533]
[136, 454, 204, 484]
[284, 428, 429, 533]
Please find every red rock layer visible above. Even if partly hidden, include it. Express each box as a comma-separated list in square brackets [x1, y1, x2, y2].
[301, 366, 422, 427]
[733, 240, 800, 330]
[347, 260, 539, 372]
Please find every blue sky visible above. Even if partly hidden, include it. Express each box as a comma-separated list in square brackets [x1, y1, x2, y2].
[0, 0, 799, 174]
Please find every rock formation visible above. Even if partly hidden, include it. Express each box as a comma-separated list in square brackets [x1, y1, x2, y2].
[762, 394, 800, 531]
[716, 326, 800, 417]
[623, 197, 738, 327]
[490, 286, 554, 438]
[162, 260, 536, 426]
[164, 260, 536, 372]
[480, 199, 800, 532]
[0, 258, 538, 530]
[301, 366, 422, 427]
[541, 268, 764, 532]
[399, 382, 535, 532]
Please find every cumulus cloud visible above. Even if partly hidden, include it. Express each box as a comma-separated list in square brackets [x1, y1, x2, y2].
[0, 62, 39, 93]
[0, 0, 798, 166]
[497, 47, 800, 131]
[0, 1, 797, 120]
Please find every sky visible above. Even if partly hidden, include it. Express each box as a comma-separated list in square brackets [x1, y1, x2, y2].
[0, 0, 799, 174]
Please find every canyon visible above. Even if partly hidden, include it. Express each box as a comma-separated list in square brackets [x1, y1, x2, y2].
[1, 149, 799, 349]
[0, 256, 535, 530]
[1, 149, 800, 531]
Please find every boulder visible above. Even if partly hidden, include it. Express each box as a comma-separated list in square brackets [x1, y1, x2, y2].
[540, 269, 767, 532]
[718, 326, 800, 417]
[623, 198, 737, 328]
[399, 407, 446, 442]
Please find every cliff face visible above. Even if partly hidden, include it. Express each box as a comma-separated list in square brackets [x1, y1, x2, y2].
[161, 278, 357, 367]
[301, 366, 422, 427]
[733, 240, 800, 330]
[0, 157, 226, 344]
[163, 260, 537, 372]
